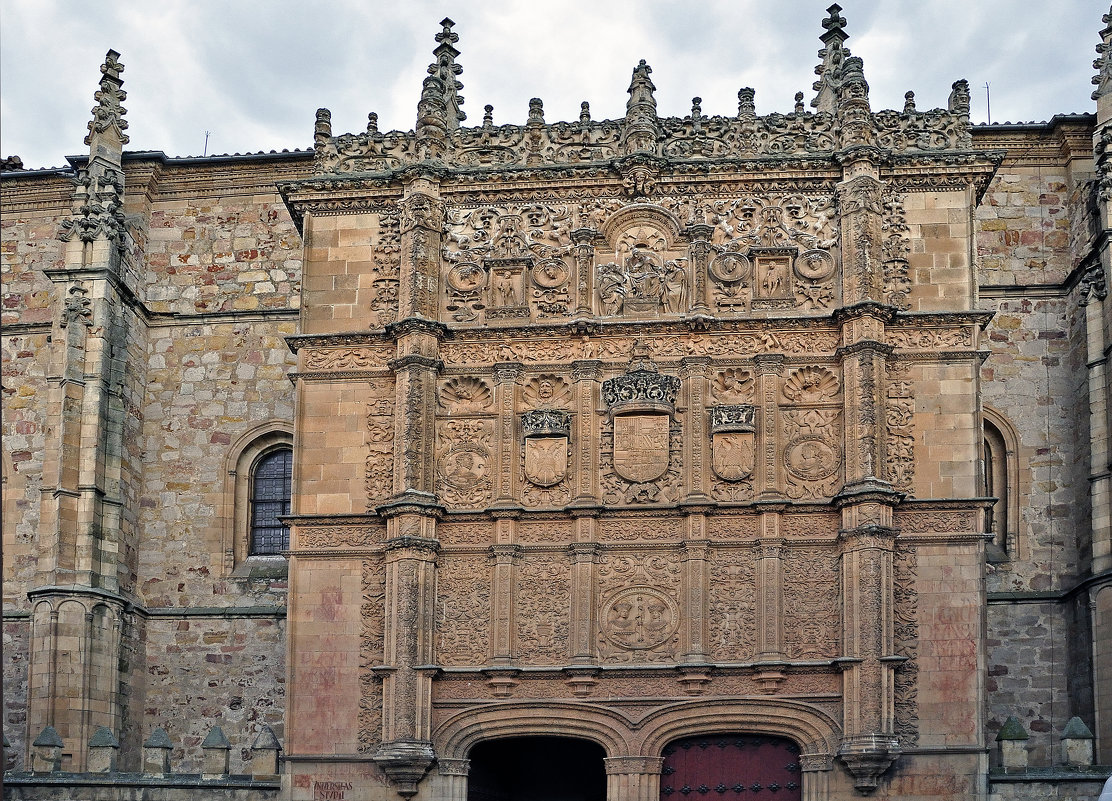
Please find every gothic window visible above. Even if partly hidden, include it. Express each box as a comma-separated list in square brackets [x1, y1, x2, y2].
[249, 448, 292, 555]
[982, 408, 1018, 561]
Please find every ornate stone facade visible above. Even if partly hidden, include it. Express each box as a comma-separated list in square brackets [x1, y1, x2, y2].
[3, 7, 1112, 801]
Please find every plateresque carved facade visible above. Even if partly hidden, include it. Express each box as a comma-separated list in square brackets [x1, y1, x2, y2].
[4, 7, 1112, 801]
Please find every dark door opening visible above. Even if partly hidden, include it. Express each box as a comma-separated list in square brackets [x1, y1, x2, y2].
[467, 736, 606, 801]
[660, 734, 802, 800]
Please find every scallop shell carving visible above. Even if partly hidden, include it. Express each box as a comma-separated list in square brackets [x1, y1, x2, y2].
[712, 368, 754, 404]
[439, 377, 493, 413]
[522, 374, 572, 408]
[782, 367, 839, 403]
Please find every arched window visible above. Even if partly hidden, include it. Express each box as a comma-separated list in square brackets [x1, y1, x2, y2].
[249, 447, 292, 555]
[982, 408, 1019, 561]
[222, 422, 293, 575]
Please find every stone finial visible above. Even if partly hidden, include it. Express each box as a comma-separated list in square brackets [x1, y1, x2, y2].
[1061, 716, 1095, 767]
[249, 724, 282, 777]
[903, 91, 916, 113]
[367, 112, 379, 136]
[31, 725, 64, 773]
[794, 91, 805, 114]
[623, 60, 660, 154]
[314, 108, 332, 149]
[143, 727, 173, 775]
[430, 17, 466, 129]
[482, 104, 494, 129]
[528, 98, 545, 126]
[996, 716, 1029, 770]
[87, 726, 119, 773]
[737, 87, 756, 120]
[580, 101, 591, 124]
[200, 726, 231, 777]
[948, 79, 971, 116]
[85, 49, 129, 152]
[811, 4, 851, 112]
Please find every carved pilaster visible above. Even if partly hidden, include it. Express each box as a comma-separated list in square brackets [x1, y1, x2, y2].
[568, 541, 599, 664]
[837, 522, 901, 792]
[681, 534, 710, 664]
[493, 362, 522, 504]
[836, 307, 893, 490]
[604, 756, 665, 801]
[685, 223, 714, 313]
[489, 543, 521, 663]
[571, 360, 602, 503]
[571, 227, 597, 316]
[398, 187, 444, 321]
[681, 357, 711, 501]
[754, 354, 785, 498]
[837, 172, 885, 305]
[755, 512, 786, 671]
[376, 536, 440, 794]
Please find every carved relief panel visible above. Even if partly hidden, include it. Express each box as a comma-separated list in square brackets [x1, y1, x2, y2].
[781, 366, 843, 499]
[708, 194, 838, 315]
[366, 391, 396, 507]
[596, 552, 682, 663]
[783, 546, 840, 659]
[442, 204, 574, 322]
[596, 204, 688, 318]
[710, 368, 757, 501]
[515, 553, 571, 664]
[436, 554, 491, 667]
[435, 377, 495, 508]
[709, 546, 756, 662]
[358, 556, 385, 753]
[369, 210, 401, 326]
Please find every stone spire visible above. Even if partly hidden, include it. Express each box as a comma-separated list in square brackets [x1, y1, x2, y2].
[431, 17, 466, 130]
[811, 4, 850, 114]
[1094, 6, 1112, 127]
[84, 49, 129, 173]
[623, 59, 660, 154]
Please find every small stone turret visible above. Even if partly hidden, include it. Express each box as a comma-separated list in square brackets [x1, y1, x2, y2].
[623, 59, 660, 154]
[200, 726, 231, 777]
[431, 18, 466, 130]
[142, 727, 174, 775]
[811, 3, 849, 113]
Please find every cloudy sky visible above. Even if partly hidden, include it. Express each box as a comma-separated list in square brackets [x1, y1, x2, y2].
[0, 0, 1102, 170]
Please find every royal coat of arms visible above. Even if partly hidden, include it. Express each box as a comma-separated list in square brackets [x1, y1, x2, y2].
[524, 436, 568, 487]
[613, 414, 670, 483]
[710, 404, 757, 482]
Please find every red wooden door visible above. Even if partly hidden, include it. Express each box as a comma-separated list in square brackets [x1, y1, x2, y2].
[660, 735, 802, 800]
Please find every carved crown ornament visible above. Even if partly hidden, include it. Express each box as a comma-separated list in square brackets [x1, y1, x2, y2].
[602, 343, 681, 418]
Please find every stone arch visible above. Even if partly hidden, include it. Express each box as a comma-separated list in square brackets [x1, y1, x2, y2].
[636, 698, 842, 757]
[434, 701, 633, 759]
[982, 405, 1021, 560]
[599, 203, 683, 253]
[220, 421, 294, 574]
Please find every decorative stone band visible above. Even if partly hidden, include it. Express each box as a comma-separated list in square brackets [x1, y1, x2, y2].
[710, 404, 756, 434]
[602, 368, 681, 416]
[521, 408, 572, 438]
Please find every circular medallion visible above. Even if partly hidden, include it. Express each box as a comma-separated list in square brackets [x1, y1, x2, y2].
[446, 262, 487, 293]
[601, 586, 679, 650]
[439, 444, 489, 490]
[794, 249, 835, 281]
[532, 258, 570, 288]
[785, 435, 840, 481]
[708, 251, 752, 283]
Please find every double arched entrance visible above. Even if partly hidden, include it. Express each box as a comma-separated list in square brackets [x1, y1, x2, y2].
[465, 734, 802, 801]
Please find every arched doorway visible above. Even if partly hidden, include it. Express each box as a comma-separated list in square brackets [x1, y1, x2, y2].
[467, 736, 606, 801]
[660, 734, 802, 800]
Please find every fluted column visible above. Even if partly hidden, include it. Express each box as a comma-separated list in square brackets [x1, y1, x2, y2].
[567, 541, 599, 667]
[571, 228, 597, 317]
[680, 531, 710, 667]
[681, 357, 711, 502]
[686, 222, 714, 313]
[604, 756, 664, 801]
[754, 512, 786, 686]
[489, 543, 521, 665]
[492, 362, 522, 505]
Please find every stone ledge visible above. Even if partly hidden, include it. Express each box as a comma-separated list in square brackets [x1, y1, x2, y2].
[3, 771, 280, 789]
[988, 765, 1111, 782]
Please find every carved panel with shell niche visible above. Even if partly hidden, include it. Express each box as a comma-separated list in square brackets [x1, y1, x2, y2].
[780, 366, 843, 500]
[595, 204, 690, 319]
[443, 204, 575, 323]
[708, 194, 838, 315]
[436, 376, 496, 508]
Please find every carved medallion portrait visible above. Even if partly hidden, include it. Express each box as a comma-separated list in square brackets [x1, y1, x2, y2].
[785, 435, 840, 481]
[600, 586, 679, 650]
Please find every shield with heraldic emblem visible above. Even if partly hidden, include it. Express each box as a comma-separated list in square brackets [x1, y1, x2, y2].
[712, 430, 756, 481]
[524, 436, 568, 487]
[613, 414, 670, 483]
